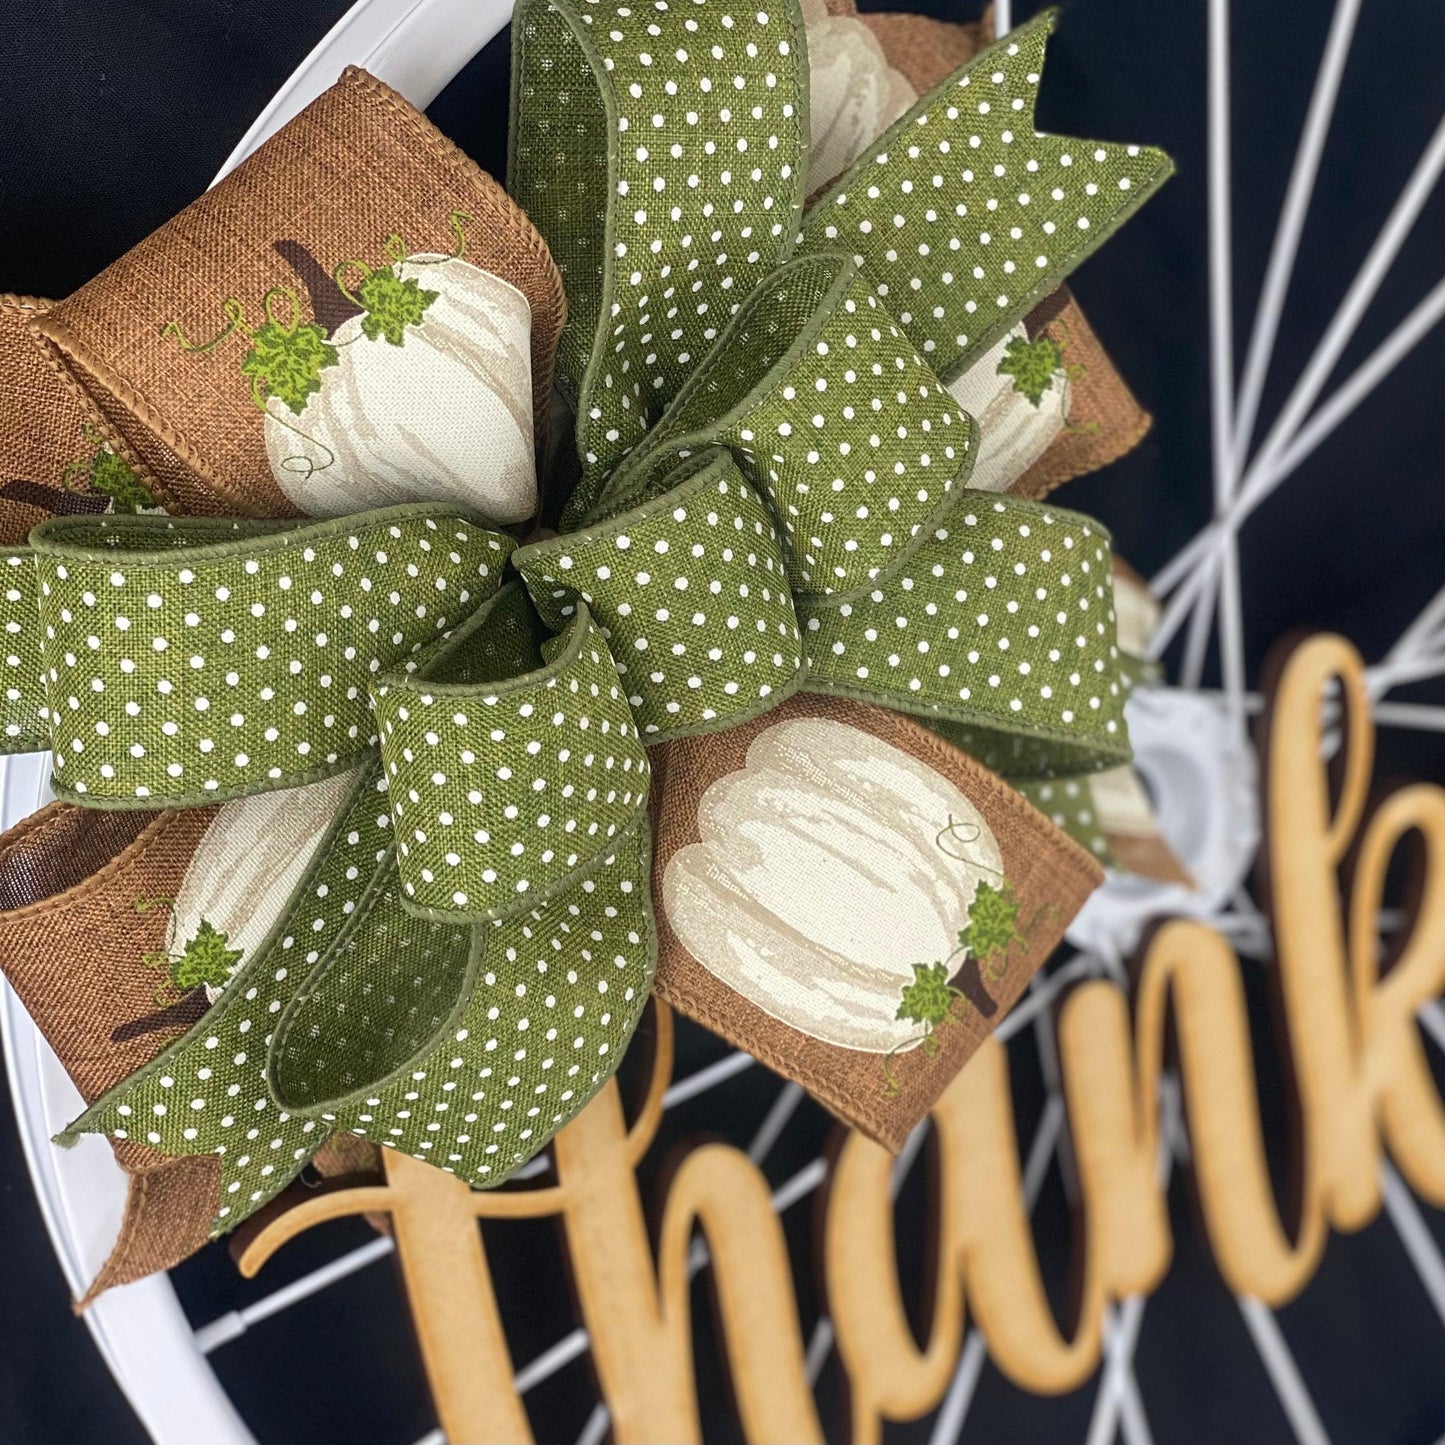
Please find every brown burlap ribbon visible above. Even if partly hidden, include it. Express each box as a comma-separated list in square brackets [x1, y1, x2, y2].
[31, 68, 564, 521]
[811, 0, 1151, 502]
[0, 294, 131, 529]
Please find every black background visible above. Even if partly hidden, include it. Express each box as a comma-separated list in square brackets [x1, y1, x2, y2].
[1, 1, 1442, 1442]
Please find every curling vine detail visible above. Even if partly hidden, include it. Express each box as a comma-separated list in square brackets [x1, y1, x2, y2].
[882, 818, 1051, 1096]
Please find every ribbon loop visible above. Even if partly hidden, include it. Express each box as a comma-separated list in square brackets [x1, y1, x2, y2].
[0, 548, 44, 750]
[797, 11, 1173, 381]
[31, 505, 514, 806]
[801, 493, 1129, 777]
[268, 804, 655, 1184]
[515, 451, 806, 742]
[66, 736, 658, 1206]
[600, 253, 979, 604]
[509, 0, 809, 497]
[27, 0, 1179, 1239]
[57, 764, 388, 1222]
[374, 585, 651, 919]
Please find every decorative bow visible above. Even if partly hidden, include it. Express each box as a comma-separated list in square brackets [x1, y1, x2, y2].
[0, 2, 1169, 1236]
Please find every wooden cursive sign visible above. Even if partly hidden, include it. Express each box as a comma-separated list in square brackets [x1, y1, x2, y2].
[237, 634, 1444, 1444]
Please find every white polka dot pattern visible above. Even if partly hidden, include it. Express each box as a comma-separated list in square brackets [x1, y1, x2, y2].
[516, 454, 805, 740]
[798, 11, 1173, 381]
[272, 820, 655, 1184]
[70, 746, 659, 1209]
[68, 765, 390, 1228]
[511, 0, 809, 501]
[31, 506, 513, 805]
[718, 262, 974, 598]
[1020, 775, 1111, 861]
[802, 496, 1129, 777]
[45, 0, 1179, 1227]
[0, 548, 43, 750]
[590, 253, 978, 606]
[375, 596, 650, 917]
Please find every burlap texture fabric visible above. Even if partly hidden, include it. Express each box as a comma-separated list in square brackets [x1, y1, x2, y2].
[858, 8, 987, 85]
[1, 32, 1139, 1284]
[1108, 831, 1192, 885]
[34, 67, 565, 521]
[0, 294, 125, 541]
[649, 693, 1102, 1150]
[1, 293, 223, 1293]
[0, 801, 225, 1296]
[1014, 286, 1153, 501]
[74, 1157, 224, 1308]
[0, 803, 219, 1096]
[0, 66, 564, 1292]
[0, 297, 225, 1297]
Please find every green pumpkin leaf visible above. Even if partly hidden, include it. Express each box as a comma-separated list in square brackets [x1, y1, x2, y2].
[170, 920, 244, 992]
[241, 320, 339, 414]
[357, 267, 439, 346]
[957, 880, 1025, 965]
[89, 447, 157, 513]
[997, 335, 1065, 407]
[895, 960, 954, 1028]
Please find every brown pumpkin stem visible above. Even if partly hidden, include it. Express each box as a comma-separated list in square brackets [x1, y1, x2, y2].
[1024, 284, 1072, 340]
[273, 239, 364, 337]
[950, 956, 998, 1018]
[110, 987, 209, 1043]
[0, 479, 110, 516]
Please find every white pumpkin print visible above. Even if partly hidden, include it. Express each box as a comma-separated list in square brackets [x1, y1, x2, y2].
[662, 717, 1005, 1054]
[1113, 565, 1163, 658]
[168, 771, 354, 1001]
[263, 255, 537, 525]
[1087, 764, 1160, 841]
[1101, 566, 1164, 846]
[1097, 567, 1187, 877]
[801, 0, 917, 192]
[947, 323, 1071, 493]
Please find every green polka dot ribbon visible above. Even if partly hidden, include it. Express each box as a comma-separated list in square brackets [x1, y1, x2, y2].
[795, 18, 1167, 380]
[33, 506, 513, 804]
[51, 515, 658, 1217]
[60, 751, 655, 1216]
[0, 548, 43, 751]
[510, 1, 1169, 773]
[511, 250, 1131, 774]
[373, 586, 651, 919]
[20, 0, 1171, 1235]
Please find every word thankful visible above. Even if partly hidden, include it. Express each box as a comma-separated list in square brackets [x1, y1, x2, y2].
[239, 634, 1443, 1444]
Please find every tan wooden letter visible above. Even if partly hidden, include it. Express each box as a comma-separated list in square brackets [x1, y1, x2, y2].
[552, 1081, 821, 1445]
[236, 1154, 534, 1444]
[1264, 634, 1381, 1229]
[1348, 781, 1445, 1204]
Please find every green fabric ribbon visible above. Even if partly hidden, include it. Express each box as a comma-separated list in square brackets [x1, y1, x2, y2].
[39, 508, 657, 1214]
[13, 0, 1171, 1234]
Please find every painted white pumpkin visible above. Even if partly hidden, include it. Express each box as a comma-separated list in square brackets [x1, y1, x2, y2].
[1112, 566, 1163, 658]
[1087, 764, 1159, 841]
[1100, 565, 1165, 844]
[1094, 568, 1182, 872]
[801, 0, 917, 192]
[663, 717, 1004, 1053]
[264, 256, 537, 525]
[947, 323, 1070, 493]
[168, 771, 355, 1000]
